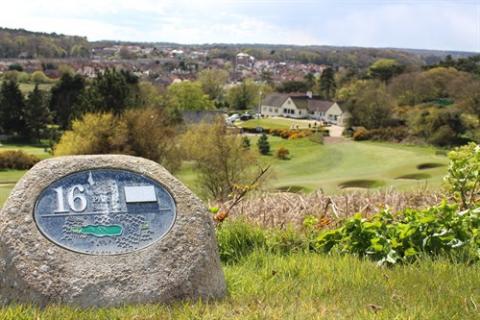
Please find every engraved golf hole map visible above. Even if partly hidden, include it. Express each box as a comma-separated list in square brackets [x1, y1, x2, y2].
[34, 169, 176, 255]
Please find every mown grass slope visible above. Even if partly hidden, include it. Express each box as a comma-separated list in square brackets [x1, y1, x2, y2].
[179, 137, 448, 195]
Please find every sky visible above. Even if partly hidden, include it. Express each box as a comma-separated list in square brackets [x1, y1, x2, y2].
[0, 0, 479, 52]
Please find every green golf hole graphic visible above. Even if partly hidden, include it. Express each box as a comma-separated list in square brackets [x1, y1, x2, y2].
[71, 225, 123, 237]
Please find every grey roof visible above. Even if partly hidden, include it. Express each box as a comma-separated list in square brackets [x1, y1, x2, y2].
[291, 97, 336, 113]
[261, 93, 290, 107]
[182, 110, 224, 124]
[262, 93, 340, 113]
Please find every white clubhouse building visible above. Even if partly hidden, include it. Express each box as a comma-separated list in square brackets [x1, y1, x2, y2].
[260, 93, 349, 126]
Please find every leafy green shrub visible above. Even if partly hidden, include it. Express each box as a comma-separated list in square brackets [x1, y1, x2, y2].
[216, 221, 267, 264]
[54, 109, 181, 171]
[313, 202, 480, 265]
[54, 113, 125, 155]
[266, 227, 307, 255]
[276, 147, 290, 160]
[428, 125, 457, 147]
[445, 142, 480, 209]
[0, 150, 40, 169]
[241, 136, 251, 149]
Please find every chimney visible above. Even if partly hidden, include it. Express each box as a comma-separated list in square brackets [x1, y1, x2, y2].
[306, 91, 312, 99]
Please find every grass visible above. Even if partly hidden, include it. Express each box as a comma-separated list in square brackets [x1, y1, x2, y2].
[0, 137, 449, 205]
[0, 143, 51, 159]
[165, 137, 449, 196]
[0, 143, 50, 204]
[0, 81, 54, 94]
[1, 251, 478, 319]
[250, 137, 449, 194]
[178, 137, 449, 195]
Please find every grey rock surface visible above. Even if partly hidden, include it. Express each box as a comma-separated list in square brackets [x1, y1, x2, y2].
[0, 155, 226, 307]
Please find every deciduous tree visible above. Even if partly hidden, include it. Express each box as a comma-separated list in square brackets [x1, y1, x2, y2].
[368, 59, 404, 83]
[167, 80, 214, 111]
[197, 68, 229, 101]
[180, 117, 260, 200]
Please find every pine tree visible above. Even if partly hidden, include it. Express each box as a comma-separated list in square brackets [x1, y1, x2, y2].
[0, 80, 27, 136]
[319, 67, 337, 99]
[257, 133, 270, 155]
[241, 136, 251, 149]
[25, 84, 51, 140]
[49, 73, 86, 129]
[85, 68, 139, 115]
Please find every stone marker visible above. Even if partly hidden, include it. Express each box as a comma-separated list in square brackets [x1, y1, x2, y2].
[0, 155, 226, 307]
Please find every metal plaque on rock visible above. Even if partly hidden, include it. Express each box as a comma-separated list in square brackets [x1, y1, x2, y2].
[34, 169, 176, 255]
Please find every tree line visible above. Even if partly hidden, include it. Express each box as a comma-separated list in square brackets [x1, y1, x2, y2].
[0, 27, 90, 58]
[337, 57, 480, 146]
[0, 68, 144, 141]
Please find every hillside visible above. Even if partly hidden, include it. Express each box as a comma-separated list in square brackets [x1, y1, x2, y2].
[1, 27, 478, 69]
[0, 27, 90, 59]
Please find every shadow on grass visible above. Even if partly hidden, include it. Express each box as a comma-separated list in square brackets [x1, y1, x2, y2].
[338, 179, 385, 189]
[395, 173, 431, 180]
[275, 185, 308, 193]
[417, 163, 445, 170]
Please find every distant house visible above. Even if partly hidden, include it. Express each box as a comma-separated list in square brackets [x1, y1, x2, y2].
[261, 92, 349, 126]
[235, 52, 255, 70]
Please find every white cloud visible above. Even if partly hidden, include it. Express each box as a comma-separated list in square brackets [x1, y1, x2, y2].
[0, 0, 477, 51]
[320, 2, 479, 51]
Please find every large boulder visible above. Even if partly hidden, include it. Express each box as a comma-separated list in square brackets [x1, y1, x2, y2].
[0, 155, 226, 307]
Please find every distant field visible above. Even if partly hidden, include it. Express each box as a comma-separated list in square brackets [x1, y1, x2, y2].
[19, 82, 54, 93]
[0, 144, 50, 204]
[0, 143, 50, 159]
[0, 81, 54, 94]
